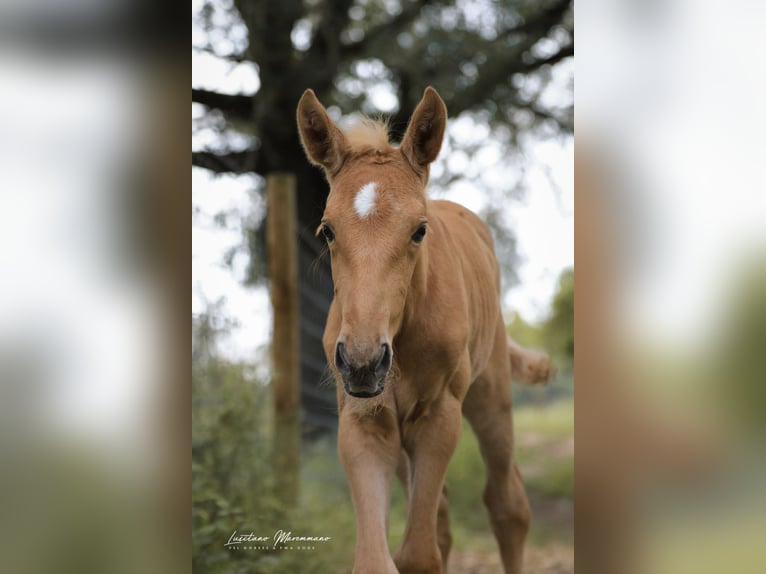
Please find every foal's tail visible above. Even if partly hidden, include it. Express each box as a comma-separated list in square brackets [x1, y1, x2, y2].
[508, 336, 556, 385]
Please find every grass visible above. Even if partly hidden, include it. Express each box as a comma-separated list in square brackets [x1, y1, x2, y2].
[515, 400, 574, 501]
[527, 458, 574, 499]
[515, 399, 574, 438]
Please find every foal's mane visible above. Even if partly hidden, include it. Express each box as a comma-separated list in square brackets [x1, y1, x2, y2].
[344, 117, 393, 154]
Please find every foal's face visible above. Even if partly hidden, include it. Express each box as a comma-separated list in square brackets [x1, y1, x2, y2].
[298, 87, 447, 398]
[320, 160, 427, 397]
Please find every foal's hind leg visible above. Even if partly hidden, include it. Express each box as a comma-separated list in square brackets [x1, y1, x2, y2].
[395, 449, 453, 568]
[463, 330, 531, 573]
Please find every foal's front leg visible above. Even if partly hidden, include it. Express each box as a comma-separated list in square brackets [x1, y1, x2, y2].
[395, 393, 462, 574]
[338, 405, 401, 574]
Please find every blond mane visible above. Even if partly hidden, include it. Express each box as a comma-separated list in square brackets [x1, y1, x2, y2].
[344, 117, 392, 153]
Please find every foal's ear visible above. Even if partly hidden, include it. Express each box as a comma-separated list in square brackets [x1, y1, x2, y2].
[297, 89, 348, 175]
[400, 86, 447, 172]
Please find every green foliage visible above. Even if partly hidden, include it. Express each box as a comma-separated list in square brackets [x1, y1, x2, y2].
[717, 258, 766, 438]
[515, 399, 574, 437]
[514, 401, 575, 499]
[192, 357, 274, 573]
[193, 356, 361, 573]
[530, 459, 574, 499]
[543, 267, 574, 365]
[507, 311, 547, 349]
[193, 306, 356, 573]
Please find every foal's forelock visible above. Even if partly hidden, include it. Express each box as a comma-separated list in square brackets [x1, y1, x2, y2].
[344, 118, 392, 154]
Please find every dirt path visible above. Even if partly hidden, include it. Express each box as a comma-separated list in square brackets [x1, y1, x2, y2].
[449, 543, 574, 574]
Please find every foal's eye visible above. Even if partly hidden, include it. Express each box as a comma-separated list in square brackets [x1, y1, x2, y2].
[321, 224, 335, 243]
[411, 224, 427, 244]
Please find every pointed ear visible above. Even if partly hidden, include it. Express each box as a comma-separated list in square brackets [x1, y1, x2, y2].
[296, 89, 348, 175]
[400, 87, 447, 172]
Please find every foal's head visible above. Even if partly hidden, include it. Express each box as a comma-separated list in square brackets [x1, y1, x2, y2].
[297, 87, 447, 398]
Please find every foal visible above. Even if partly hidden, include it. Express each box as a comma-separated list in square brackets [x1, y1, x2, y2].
[297, 87, 552, 574]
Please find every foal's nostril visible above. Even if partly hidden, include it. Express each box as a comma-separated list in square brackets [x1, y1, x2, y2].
[335, 341, 349, 373]
[375, 342, 392, 376]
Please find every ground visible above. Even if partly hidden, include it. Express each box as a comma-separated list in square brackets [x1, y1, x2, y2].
[450, 543, 573, 574]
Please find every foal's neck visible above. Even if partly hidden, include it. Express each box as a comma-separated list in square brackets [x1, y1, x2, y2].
[400, 241, 430, 337]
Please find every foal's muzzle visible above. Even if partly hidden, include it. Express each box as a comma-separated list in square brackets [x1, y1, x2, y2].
[334, 340, 392, 398]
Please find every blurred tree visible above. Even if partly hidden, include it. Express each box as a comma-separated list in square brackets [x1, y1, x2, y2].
[507, 267, 573, 405]
[193, 0, 573, 429]
[507, 310, 546, 349]
[192, 296, 238, 368]
[193, 0, 572, 173]
[193, 0, 573, 270]
[544, 266, 574, 364]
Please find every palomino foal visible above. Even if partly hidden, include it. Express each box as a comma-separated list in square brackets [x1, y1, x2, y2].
[297, 87, 552, 574]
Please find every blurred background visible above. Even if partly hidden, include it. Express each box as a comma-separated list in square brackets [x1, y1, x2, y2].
[192, 0, 573, 573]
[576, 1, 766, 573]
[0, 1, 186, 574]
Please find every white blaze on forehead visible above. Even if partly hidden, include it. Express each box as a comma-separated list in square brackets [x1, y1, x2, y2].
[354, 182, 378, 218]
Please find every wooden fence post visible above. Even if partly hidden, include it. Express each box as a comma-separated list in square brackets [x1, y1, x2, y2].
[266, 173, 300, 507]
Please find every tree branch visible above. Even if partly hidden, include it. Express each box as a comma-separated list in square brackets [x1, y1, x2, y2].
[340, 0, 433, 60]
[450, 33, 572, 116]
[192, 88, 253, 123]
[192, 45, 251, 64]
[300, 0, 355, 96]
[502, 0, 572, 38]
[521, 41, 574, 74]
[192, 148, 263, 175]
[513, 98, 573, 133]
